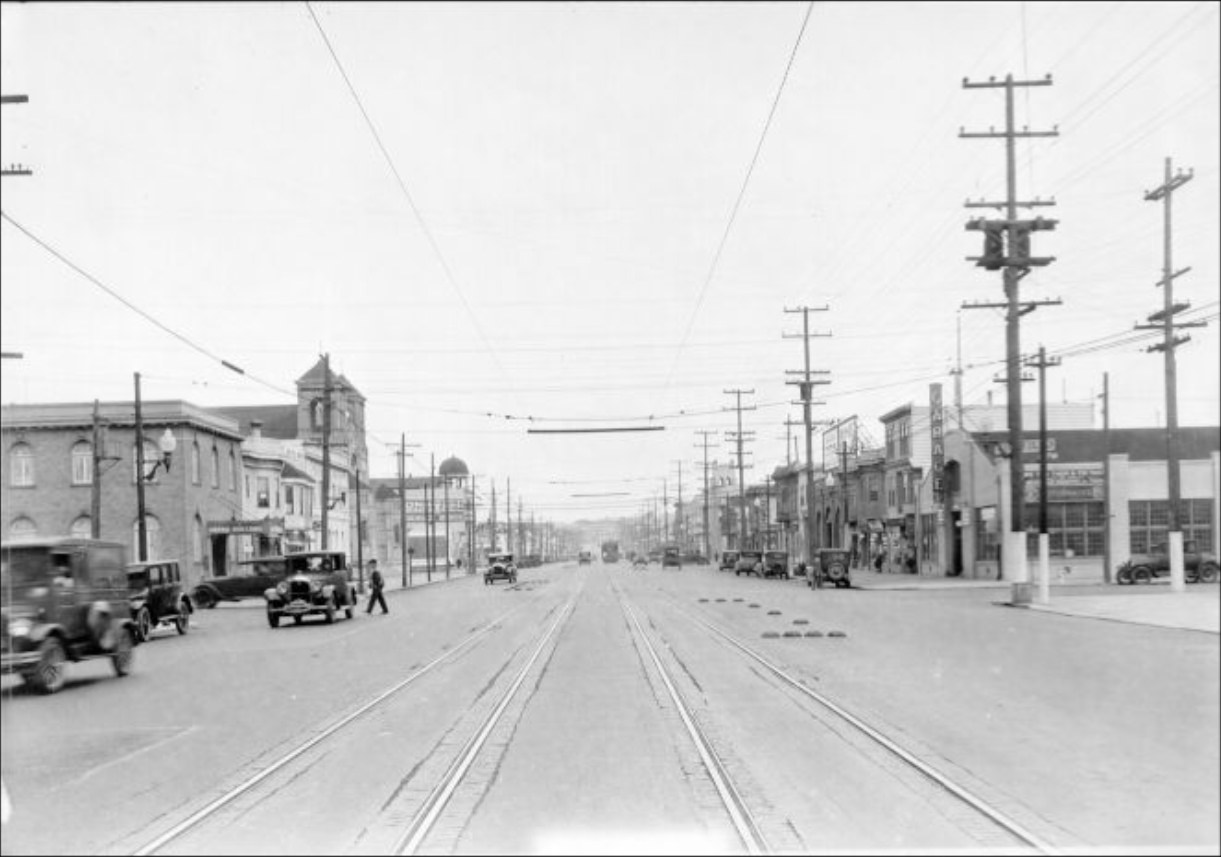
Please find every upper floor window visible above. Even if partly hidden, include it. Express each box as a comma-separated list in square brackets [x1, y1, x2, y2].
[257, 476, 270, 508]
[191, 442, 201, 484]
[228, 449, 237, 491]
[72, 441, 93, 485]
[210, 447, 220, 488]
[10, 443, 34, 487]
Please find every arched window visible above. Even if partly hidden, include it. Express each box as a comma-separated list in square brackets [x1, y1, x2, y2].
[72, 441, 93, 485]
[10, 443, 34, 487]
[9, 517, 37, 541]
[228, 449, 237, 491]
[193, 515, 205, 564]
[191, 442, 201, 484]
[70, 515, 92, 539]
[210, 447, 220, 488]
[133, 515, 161, 559]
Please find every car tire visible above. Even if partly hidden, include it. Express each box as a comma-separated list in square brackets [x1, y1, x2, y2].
[267, 608, 280, 629]
[175, 602, 190, 635]
[1133, 566, 1152, 584]
[111, 627, 135, 677]
[30, 637, 67, 695]
[136, 607, 153, 643]
[195, 588, 217, 610]
[325, 597, 336, 624]
[1201, 563, 1219, 584]
[1116, 567, 1132, 585]
[293, 615, 303, 625]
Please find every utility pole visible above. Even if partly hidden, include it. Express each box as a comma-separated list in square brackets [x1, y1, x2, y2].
[723, 389, 756, 550]
[427, 453, 436, 582]
[506, 478, 512, 555]
[491, 480, 498, 551]
[320, 353, 332, 550]
[961, 72, 1059, 601]
[1026, 345, 1061, 604]
[672, 461, 684, 551]
[663, 478, 669, 544]
[784, 305, 831, 580]
[352, 458, 365, 594]
[398, 434, 409, 588]
[2, 94, 33, 177]
[1101, 373, 1112, 585]
[469, 473, 478, 570]
[694, 430, 718, 561]
[134, 373, 149, 562]
[1139, 157, 1204, 594]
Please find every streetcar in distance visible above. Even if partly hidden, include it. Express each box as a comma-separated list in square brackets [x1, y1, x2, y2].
[601, 540, 621, 564]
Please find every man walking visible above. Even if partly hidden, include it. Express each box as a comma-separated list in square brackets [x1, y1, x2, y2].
[365, 559, 388, 614]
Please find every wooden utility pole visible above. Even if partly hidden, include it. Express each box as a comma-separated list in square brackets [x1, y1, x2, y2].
[694, 430, 718, 560]
[320, 353, 332, 550]
[1101, 372, 1112, 585]
[961, 72, 1059, 598]
[723, 389, 756, 550]
[398, 434, 409, 588]
[784, 306, 830, 579]
[506, 478, 512, 555]
[1139, 157, 1204, 593]
[134, 373, 149, 562]
[1026, 345, 1061, 603]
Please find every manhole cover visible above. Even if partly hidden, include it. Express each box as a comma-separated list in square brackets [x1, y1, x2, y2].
[762, 631, 780, 639]
[805, 630, 823, 637]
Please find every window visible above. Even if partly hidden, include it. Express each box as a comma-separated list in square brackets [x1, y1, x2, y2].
[1027, 502, 1105, 557]
[132, 515, 161, 560]
[228, 449, 237, 491]
[191, 442, 201, 484]
[193, 515, 205, 564]
[1130, 499, 1215, 554]
[71, 516, 92, 539]
[71, 441, 93, 485]
[974, 507, 1000, 560]
[257, 476, 270, 508]
[285, 484, 296, 516]
[10, 443, 34, 487]
[210, 447, 220, 488]
[9, 516, 37, 541]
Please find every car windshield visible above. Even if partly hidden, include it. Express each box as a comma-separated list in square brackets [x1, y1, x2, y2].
[126, 569, 151, 590]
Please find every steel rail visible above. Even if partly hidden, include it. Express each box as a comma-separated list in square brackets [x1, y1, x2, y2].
[132, 607, 520, 856]
[619, 595, 770, 855]
[392, 598, 576, 855]
[682, 605, 1061, 855]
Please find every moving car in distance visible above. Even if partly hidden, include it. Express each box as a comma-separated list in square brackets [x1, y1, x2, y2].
[601, 540, 621, 564]
[719, 550, 740, 572]
[264, 551, 357, 627]
[662, 545, 682, 569]
[577, 550, 593, 565]
[125, 559, 192, 641]
[735, 550, 765, 577]
[485, 552, 518, 585]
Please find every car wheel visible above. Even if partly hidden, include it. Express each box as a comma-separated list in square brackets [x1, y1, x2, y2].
[30, 638, 67, 695]
[1116, 566, 1132, 585]
[175, 602, 190, 635]
[136, 607, 152, 643]
[1201, 562, 1219, 584]
[293, 615, 303, 625]
[1133, 566, 1152, 584]
[195, 588, 217, 609]
[111, 627, 135, 677]
[325, 596, 336, 624]
[267, 608, 280, 629]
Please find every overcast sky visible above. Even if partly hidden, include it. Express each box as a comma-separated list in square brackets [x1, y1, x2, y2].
[2, 1, 1218, 524]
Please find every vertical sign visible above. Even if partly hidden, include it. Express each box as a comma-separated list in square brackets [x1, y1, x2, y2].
[930, 384, 945, 503]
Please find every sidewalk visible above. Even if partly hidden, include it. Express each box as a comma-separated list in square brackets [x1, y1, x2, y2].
[845, 567, 1221, 635]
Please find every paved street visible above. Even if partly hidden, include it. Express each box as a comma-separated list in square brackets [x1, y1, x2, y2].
[2, 560, 1217, 855]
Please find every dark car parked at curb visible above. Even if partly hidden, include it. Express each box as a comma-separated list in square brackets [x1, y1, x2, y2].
[1, 538, 138, 694]
[719, 550, 740, 572]
[1117, 540, 1219, 585]
[810, 548, 852, 588]
[126, 559, 192, 642]
[485, 552, 518, 585]
[193, 556, 292, 609]
[264, 551, 357, 627]
[662, 546, 682, 568]
[735, 550, 764, 577]
[761, 550, 790, 579]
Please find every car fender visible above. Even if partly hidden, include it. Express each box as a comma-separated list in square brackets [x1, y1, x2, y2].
[263, 586, 284, 604]
[193, 584, 222, 607]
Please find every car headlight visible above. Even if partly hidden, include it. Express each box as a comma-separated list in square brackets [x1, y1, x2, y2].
[7, 618, 32, 637]
[276, 581, 289, 596]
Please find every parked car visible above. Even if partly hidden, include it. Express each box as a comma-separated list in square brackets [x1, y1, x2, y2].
[125, 559, 192, 642]
[662, 546, 682, 568]
[1117, 540, 1219, 585]
[761, 550, 790, 579]
[264, 551, 357, 627]
[1, 538, 138, 694]
[719, 551, 740, 572]
[193, 556, 291, 609]
[577, 551, 593, 566]
[735, 550, 765, 577]
[632, 554, 649, 569]
[485, 552, 518, 585]
[811, 548, 852, 588]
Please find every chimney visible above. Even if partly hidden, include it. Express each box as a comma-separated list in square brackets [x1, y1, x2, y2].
[250, 419, 263, 438]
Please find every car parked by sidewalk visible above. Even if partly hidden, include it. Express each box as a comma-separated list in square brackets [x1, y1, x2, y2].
[193, 556, 291, 609]
[1, 538, 138, 694]
[125, 559, 192, 641]
[1117, 540, 1219, 585]
[719, 550, 740, 572]
[264, 551, 357, 627]
[735, 550, 764, 577]
[761, 550, 790, 579]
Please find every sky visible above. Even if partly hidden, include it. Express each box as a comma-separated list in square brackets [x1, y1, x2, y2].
[2, 1, 1219, 525]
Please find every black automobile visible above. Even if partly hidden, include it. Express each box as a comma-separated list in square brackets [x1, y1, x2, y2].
[1117, 540, 1219, 584]
[811, 548, 852, 588]
[577, 551, 593, 566]
[125, 559, 192, 641]
[761, 550, 790, 579]
[719, 550, 740, 572]
[1, 538, 138, 694]
[632, 554, 649, 569]
[735, 550, 764, 577]
[263, 551, 357, 627]
[662, 546, 682, 569]
[485, 552, 518, 585]
[193, 557, 292, 609]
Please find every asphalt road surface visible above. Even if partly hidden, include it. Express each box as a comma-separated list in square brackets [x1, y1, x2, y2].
[2, 560, 1217, 855]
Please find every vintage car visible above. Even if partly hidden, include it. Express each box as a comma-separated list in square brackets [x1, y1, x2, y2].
[662, 546, 682, 568]
[1117, 540, 1219, 585]
[1, 538, 138, 694]
[810, 547, 852, 588]
[263, 551, 357, 627]
[485, 552, 518, 585]
[632, 554, 649, 569]
[125, 559, 192, 641]
[577, 551, 593, 566]
[734, 550, 765, 577]
[761, 550, 790, 579]
[192, 556, 292, 609]
[719, 550, 740, 572]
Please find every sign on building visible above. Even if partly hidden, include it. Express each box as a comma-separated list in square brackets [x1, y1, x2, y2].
[930, 384, 945, 502]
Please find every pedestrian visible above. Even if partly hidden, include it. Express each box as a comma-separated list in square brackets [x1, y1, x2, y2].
[365, 559, 388, 614]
